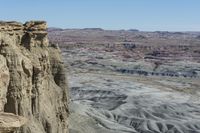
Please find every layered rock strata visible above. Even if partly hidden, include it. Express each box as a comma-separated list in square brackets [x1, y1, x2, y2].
[0, 21, 69, 133]
[0, 112, 27, 133]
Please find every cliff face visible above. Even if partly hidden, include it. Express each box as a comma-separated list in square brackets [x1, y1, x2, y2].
[0, 21, 69, 133]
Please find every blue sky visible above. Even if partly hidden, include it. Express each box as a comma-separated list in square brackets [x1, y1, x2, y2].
[0, 0, 200, 31]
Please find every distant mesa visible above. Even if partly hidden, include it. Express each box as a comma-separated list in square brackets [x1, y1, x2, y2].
[128, 29, 139, 32]
[47, 27, 64, 32]
[82, 28, 104, 31]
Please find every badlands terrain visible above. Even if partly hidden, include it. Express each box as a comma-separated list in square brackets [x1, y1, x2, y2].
[49, 29, 200, 133]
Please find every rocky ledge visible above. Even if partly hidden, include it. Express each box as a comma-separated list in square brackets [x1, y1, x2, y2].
[0, 21, 69, 133]
[0, 112, 26, 133]
[0, 21, 46, 31]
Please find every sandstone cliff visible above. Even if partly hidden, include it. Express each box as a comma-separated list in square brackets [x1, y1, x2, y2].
[0, 21, 69, 133]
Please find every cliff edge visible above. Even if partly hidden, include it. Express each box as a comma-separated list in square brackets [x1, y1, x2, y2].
[0, 21, 69, 133]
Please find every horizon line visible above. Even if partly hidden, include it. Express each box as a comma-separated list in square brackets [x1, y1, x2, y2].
[48, 27, 200, 32]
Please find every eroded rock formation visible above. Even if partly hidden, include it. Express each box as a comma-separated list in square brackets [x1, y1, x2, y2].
[0, 21, 69, 133]
[0, 112, 27, 133]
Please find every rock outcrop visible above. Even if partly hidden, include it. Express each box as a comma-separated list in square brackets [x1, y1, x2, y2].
[0, 21, 69, 133]
[0, 112, 27, 133]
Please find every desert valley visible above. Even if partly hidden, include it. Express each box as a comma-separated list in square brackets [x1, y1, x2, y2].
[48, 28, 200, 133]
